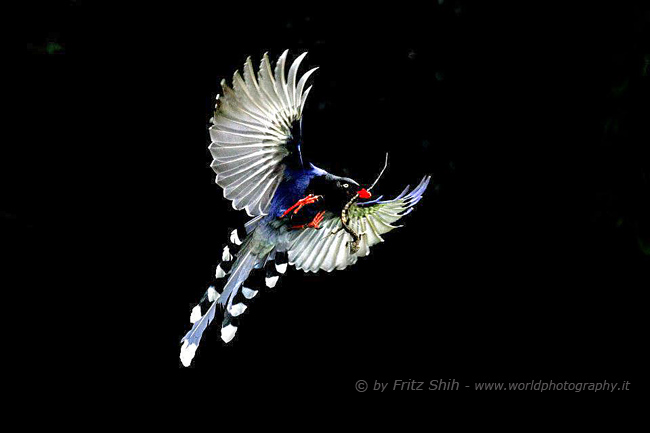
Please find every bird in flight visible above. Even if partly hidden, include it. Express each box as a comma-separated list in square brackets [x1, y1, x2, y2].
[180, 50, 431, 366]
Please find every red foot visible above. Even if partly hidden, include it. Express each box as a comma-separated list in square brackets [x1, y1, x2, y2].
[291, 210, 326, 230]
[281, 194, 322, 218]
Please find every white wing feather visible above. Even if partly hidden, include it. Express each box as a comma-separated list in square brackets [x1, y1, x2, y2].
[287, 176, 431, 273]
[209, 50, 317, 217]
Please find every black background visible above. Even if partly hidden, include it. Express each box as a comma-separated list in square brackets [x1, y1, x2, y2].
[9, 1, 648, 399]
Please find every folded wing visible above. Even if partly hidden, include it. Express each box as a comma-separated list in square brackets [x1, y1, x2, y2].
[209, 50, 318, 216]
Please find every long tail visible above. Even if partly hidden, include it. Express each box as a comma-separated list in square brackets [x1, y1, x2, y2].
[180, 228, 258, 367]
[179, 226, 290, 367]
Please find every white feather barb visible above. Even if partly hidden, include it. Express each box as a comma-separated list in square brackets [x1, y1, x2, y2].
[209, 51, 318, 217]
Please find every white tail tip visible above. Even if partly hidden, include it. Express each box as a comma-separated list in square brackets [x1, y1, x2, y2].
[221, 324, 238, 343]
[180, 341, 198, 367]
[189, 305, 201, 324]
[242, 287, 258, 299]
[207, 286, 219, 302]
[229, 303, 247, 317]
[222, 245, 233, 262]
[230, 229, 242, 246]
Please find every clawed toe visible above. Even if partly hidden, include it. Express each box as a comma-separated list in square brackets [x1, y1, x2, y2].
[281, 194, 323, 218]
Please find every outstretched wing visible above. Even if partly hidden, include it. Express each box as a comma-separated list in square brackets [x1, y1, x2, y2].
[209, 50, 318, 216]
[286, 176, 431, 272]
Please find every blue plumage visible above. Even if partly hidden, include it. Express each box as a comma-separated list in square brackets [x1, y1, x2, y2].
[267, 165, 321, 218]
[180, 50, 430, 366]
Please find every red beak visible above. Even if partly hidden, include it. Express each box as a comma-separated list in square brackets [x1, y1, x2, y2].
[357, 188, 372, 199]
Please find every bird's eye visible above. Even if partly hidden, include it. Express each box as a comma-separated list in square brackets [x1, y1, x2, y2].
[343, 183, 349, 188]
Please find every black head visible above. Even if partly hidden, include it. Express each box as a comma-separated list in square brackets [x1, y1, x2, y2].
[322, 173, 372, 210]
[305, 172, 360, 212]
[332, 175, 360, 197]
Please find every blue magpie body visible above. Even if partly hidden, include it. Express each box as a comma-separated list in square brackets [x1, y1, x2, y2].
[180, 50, 430, 366]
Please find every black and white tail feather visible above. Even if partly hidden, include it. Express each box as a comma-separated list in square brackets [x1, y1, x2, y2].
[180, 227, 288, 367]
[180, 49, 312, 366]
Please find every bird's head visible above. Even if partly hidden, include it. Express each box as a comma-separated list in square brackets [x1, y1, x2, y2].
[309, 164, 373, 211]
[332, 175, 372, 199]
